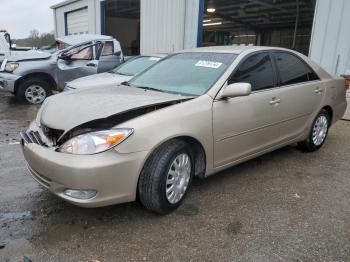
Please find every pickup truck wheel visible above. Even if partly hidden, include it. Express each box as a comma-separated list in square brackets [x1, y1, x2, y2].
[138, 139, 194, 214]
[298, 109, 330, 152]
[16, 78, 52, 104]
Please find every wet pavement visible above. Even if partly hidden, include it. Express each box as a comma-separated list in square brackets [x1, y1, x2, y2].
[1, 91, 350, 261]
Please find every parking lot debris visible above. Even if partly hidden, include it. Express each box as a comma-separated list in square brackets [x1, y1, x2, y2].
[294, 193, 301, 199]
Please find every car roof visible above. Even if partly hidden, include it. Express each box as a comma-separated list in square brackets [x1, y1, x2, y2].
[142, 53, 168, 58]
[182, 45, 296, 54]
[56, 34, 113, 46]
[125, 54, 168, 61]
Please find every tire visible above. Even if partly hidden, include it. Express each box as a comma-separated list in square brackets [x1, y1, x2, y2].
[16, 78, 52, 104]
[298, 109, 330, 152]
[138, 139, 194, 214]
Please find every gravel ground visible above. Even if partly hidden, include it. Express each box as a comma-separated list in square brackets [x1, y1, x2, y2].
[0, 91, 350, 261]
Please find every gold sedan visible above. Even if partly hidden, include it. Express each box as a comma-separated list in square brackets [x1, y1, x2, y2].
[21, 46, 347, 214]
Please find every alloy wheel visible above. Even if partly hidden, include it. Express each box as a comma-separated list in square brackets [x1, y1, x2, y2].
[312, 115, 328, 146]
[166, 153, 191, 204]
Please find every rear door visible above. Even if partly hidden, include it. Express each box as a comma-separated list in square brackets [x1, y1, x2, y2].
[213, 52, 284, 167]
[272, 51, 324, 139]
[97, 41, 122, 73]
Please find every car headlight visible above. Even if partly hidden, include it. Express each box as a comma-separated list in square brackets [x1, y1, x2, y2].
[58, 128, 133, 155]
[5, 62, 19, 72]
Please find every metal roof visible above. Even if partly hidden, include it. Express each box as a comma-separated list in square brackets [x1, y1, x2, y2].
[183, 45, 297, 54]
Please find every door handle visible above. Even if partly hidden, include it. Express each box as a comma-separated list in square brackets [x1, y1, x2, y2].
[269, 97, 281, 105]
[86, 62, 97, 67]
[315, 87, 323, 94]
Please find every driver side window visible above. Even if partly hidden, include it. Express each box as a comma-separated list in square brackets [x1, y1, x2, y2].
[101, 41, 114, 56]
[70, 46, 93, 60]
[69, 46, 93, 60]
[229, 53, 275, 91]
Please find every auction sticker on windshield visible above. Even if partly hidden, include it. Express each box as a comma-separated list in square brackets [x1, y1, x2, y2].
[195, 60, 222, 69]
[149, 57, 161, 61]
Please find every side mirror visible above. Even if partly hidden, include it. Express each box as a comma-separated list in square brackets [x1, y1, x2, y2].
[58, 53, 72, 61]
[220, 82, 251, 99]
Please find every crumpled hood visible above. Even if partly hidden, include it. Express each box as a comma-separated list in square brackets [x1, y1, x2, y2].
[40, 85, 189, 132]
[6, 50, 52, 62]
[68, 72, 132, 89]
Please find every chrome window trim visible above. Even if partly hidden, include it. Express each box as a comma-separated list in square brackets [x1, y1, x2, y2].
[250, 79, 322, 94]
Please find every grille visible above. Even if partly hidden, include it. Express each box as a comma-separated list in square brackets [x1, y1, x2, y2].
[20, 131, 45, 146]
[40, 125, 64, 145]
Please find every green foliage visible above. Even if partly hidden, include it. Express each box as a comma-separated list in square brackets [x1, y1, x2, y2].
[13, 30, 55, 48]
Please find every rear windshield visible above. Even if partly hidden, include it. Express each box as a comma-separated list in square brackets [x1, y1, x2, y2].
[112, 56, 161, 76]
[129, 52, 237, 96]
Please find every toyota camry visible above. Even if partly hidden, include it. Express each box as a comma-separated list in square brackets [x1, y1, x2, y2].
[21, 46, 347, 214]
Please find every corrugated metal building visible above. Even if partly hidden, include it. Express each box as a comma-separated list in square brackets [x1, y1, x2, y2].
[52, 0, 102, 37]
[51, 0, 349, 75]
[140, 0, 200, 54]
[51, 0, 201, 55]
[309, 0, 350, 119]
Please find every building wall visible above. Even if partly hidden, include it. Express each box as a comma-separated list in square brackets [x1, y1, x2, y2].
[309, 0, 350, 76]
[140, 0, 199, 54]
[53, 0, 102, 37]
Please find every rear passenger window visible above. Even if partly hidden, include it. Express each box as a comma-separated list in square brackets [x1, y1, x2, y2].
[229, 53, 275, 91]
[274, 52, 319, 85]
[101, 41, 114, 56]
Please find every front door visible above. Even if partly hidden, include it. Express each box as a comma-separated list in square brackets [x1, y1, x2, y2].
[213, 52, 283, 168]
[56, 42, 99, 90]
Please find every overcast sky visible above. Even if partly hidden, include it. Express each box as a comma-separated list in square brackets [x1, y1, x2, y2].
[0, 0, 63, 39]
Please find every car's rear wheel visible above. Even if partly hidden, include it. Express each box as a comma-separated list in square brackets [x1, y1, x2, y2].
[16, 78, 52, 104]
[138, 139, 194, 214]
[298, 109, 330, 152]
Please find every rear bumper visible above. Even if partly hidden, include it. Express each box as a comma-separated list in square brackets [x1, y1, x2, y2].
[21, 139, 149, 207]
[0, 72, 20, 93]
[333, 100, 347, 123]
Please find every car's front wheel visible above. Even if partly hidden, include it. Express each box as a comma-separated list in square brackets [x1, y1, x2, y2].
[16, 78, 52, 104]
[138, 139, 194, 214]
[298, 109, 330, 152]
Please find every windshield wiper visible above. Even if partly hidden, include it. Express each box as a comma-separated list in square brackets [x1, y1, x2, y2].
[135, 86, 167, 93]
[122, 82, 163, 92]
[121, 81, 131, 86]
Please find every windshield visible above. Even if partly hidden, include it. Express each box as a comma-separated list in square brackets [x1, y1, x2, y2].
[111, 56, 161, 76]
[112, 56, 161, 76]
[129, 52, 237, 96]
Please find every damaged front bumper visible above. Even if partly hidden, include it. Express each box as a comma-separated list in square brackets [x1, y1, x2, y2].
[21, 124, 149, 208]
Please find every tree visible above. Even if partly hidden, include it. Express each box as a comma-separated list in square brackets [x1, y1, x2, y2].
[28, 29, 40, 47]
[13, 30, 55, 49]
[29, 29, 40, 39]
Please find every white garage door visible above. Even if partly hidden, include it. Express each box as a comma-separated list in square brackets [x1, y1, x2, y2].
[67, 7, 89, 35]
